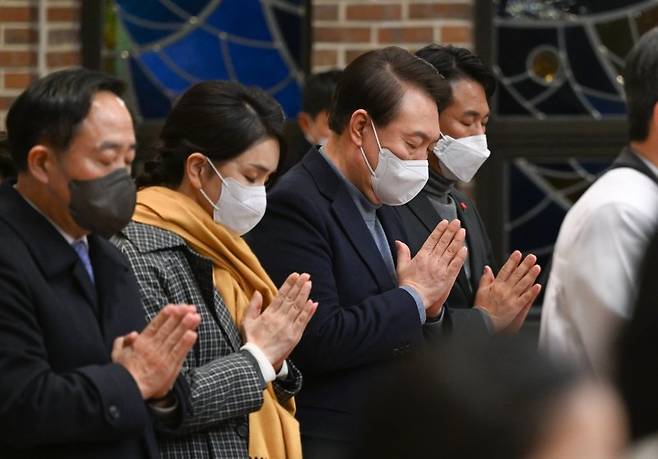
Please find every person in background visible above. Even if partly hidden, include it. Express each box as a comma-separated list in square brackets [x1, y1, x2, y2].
[354, 336, 627, 459]
[540, 28, 658, 375]
[0, 68, 199, 458]
[278, 70, 342, 175]
[248, 46, 534, 458]
[396, 44, 541, 327]
[112, 80, 316, 459]
[617, 229, 658, 458]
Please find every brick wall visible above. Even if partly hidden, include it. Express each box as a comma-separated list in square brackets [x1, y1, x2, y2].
[311, 0, 474, 72]
[0, 0, 81, 127]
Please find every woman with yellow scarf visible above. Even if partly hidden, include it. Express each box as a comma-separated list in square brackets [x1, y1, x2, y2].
[112, 81, 317, 459]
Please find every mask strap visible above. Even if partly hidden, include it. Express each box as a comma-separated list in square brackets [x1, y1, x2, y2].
[205, 156, 228, 186]
[198, 156, 227, 211]
[359, 146, 376, 176]
[369, 118, 383, 151]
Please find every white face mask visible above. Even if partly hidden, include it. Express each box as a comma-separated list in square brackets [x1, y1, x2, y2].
[360, 119, 429, 206]
[433, 134, 491, 183]
[199, 157, 267, 235]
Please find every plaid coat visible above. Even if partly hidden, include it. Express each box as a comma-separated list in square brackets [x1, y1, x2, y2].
[112, 221, 302, 459]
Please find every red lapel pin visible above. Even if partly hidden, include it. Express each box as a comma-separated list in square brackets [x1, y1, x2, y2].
[459, 202, 468, 211]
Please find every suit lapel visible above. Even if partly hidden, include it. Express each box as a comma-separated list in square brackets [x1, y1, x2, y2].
[304, 149, 398, 292]
[332, 189, 397, 292]
[407, 191, 473, 303]
[0, 183, 102, 316]
[184, 250, 242, 352]
[454, 196, 480, 301]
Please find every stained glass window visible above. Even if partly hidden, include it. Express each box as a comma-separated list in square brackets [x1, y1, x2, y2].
[102, 0, 308, 122]
[494, 0, 658, 118]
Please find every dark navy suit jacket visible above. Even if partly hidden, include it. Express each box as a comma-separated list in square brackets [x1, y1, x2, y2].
[0, 182, 189, 458]
[248, 148, 487, 442]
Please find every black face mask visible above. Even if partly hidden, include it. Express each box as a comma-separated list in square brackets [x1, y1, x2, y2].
[68, 168, 136, 238]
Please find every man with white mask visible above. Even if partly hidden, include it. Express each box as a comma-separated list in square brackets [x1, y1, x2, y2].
[248, 46, 534, 458]
[397, 44, 542, 325]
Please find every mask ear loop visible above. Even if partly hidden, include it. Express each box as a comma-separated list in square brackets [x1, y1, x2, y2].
[198, 156, 227, 211]
[359, 117, 381, 176]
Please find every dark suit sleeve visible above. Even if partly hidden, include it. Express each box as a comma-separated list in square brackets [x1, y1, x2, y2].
[248, 188, 424, 376]
[0, 243, 149, 448]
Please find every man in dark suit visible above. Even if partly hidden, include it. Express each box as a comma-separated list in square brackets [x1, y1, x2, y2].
[248, 47, 537, 457]
[396, 45, 542, 326]
[0, 69, 200, 458]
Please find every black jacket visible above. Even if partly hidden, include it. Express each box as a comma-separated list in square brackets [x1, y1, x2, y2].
[248, 148, 488, 443]
[0, 182, 187, 458]
[395, 182, 496, 309]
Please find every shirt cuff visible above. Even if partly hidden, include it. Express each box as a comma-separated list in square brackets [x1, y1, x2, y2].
[400, 286, 426, 324]
[276, 360, 289, 380]
[148, 393, 179, 417]
[241, 342, 276, 383]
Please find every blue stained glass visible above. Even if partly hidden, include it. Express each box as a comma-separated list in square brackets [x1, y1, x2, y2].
[169, 0, 210, 16]
[272, 6, 303, 68]
[497, 84, 531, 115]
[512, 78, 550, 100]
[206, 0, 272, 41]
[139, 51, 191, 92]
[272, 78, 301, 118]
[121, 20, 177, 46]
[535, 83, 588, 115]
[565, 26, 617, 94]
[116, 0, 185, 25]
[497, 27, 558, 76]
[163, 28, 228, 80]
[228, 41, 289, 88]
[128, 57, 172, 119]
[584, 95, 627, 114]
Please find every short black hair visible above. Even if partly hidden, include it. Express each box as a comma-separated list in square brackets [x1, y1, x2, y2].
[624, 27, 658, 141]
[415, 44, 496, 107]
[328, 46, 449, 134]
[138, 80, 285, 188]
[6, 68, 125, 172]
[301, 69, 342, 118]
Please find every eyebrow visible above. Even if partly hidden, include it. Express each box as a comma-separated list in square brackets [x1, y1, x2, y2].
[405, 131, 441, 144]
[246, 163, 274, 173]
[98, 140, 137, 150]
[462, 109, 489, 118]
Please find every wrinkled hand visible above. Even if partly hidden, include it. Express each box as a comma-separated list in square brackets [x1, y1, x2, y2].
[242, 273, 318, 370]
[397, 219, 467, 318]
[474, 250, 542, 333]
[112, 304, 200, 399]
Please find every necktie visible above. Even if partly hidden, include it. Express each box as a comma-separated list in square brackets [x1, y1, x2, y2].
[71, 240, 95, 284]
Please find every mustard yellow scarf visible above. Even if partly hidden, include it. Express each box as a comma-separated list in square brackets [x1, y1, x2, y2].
[133, 186, 301, 459]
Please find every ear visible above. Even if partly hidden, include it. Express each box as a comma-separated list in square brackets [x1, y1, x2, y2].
[347, 109, 369, 149]
[26, 145, 55, 184]
[297, 112, 312, 135]
[185, 152, 208, 190]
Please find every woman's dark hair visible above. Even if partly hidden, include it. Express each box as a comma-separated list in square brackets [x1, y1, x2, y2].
[6, 68, 124, 172]
[353, 335, 581, 459]
[138, 81, 285, 188]
[416, 44, 496, 108]
[624, 27, 658, 141]
[328, 46, 450, 134]
[616, 228, 658, 441]
[301, 69, 342, 118]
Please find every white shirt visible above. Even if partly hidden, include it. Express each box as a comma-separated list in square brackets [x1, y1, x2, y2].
[539, 167, 658, 375]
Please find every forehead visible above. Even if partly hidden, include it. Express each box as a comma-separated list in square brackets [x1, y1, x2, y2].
[385, 85, 440, 136]
[447, 79, 489, 112]
[233, 137, 280, 170]
[78, 91, 134, 136]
